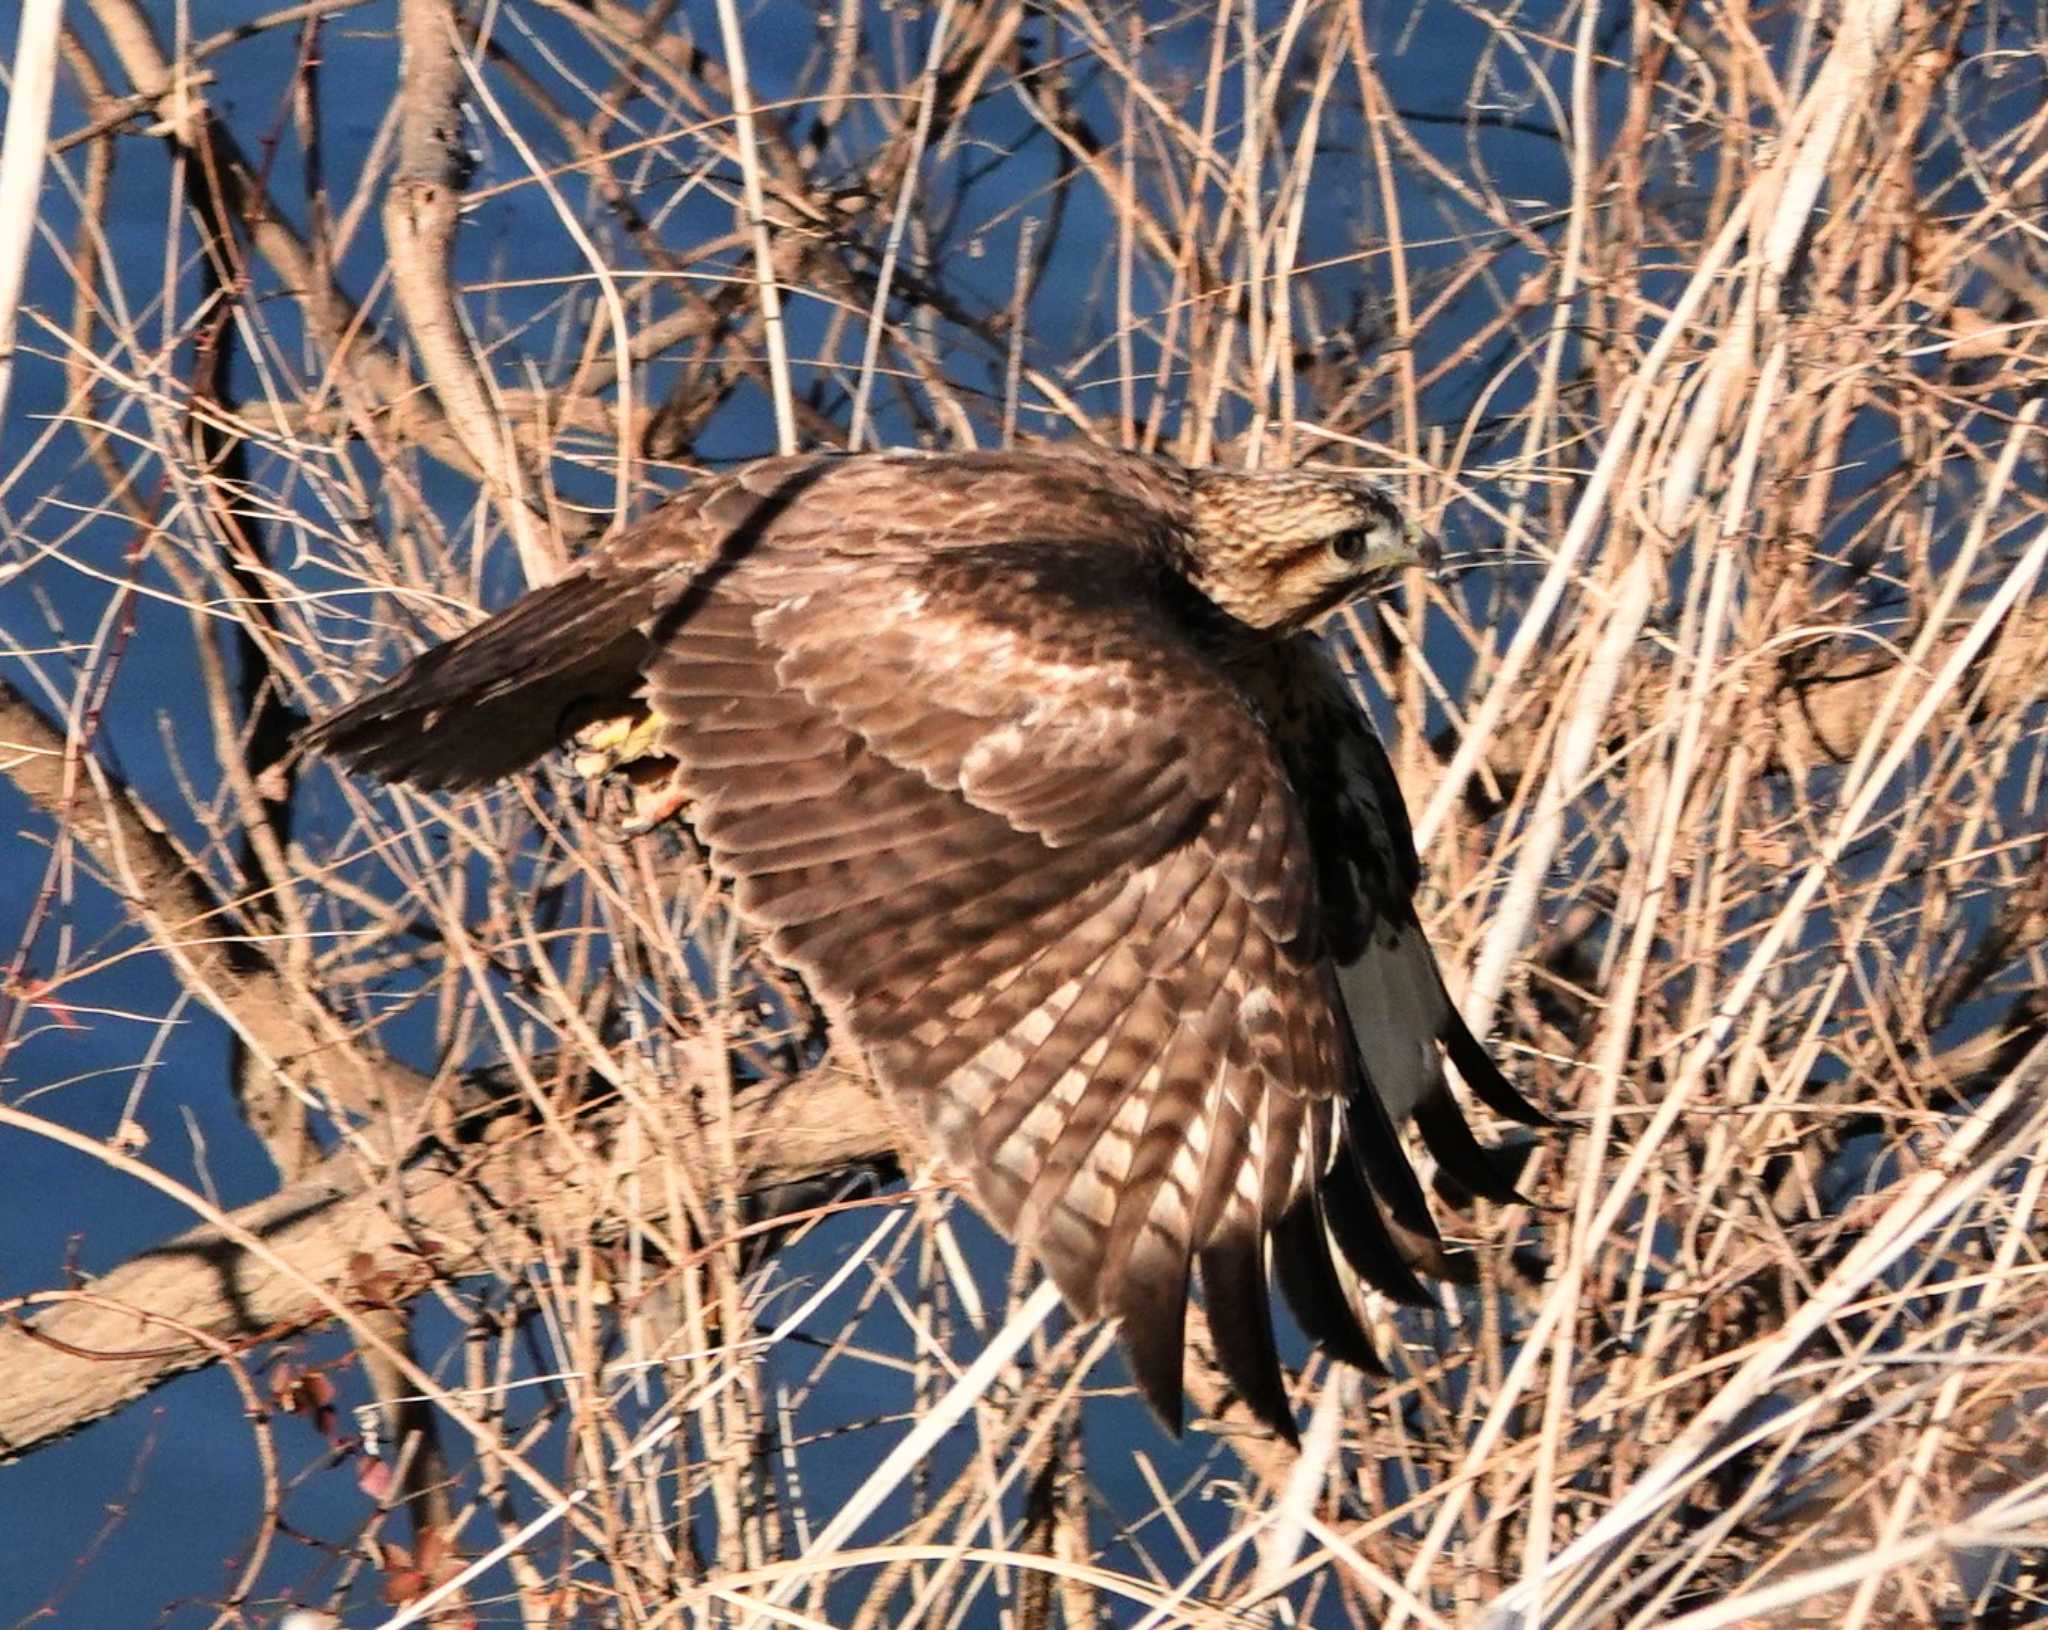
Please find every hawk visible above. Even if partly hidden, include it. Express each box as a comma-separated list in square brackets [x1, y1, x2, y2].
[305, 446, 1545, 1442]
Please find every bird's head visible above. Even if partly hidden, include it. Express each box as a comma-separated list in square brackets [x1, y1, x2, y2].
[1184, 467, 1433, 632]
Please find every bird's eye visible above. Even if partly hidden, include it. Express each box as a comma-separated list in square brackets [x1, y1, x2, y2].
[1329, 526, 1374, 564]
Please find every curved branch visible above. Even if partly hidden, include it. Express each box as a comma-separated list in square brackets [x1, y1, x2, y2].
[0, 677, 432, 1125]
[385, 0, 565, 581]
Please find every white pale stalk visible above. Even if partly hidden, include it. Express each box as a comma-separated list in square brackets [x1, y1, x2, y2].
[712, 0, 796, 453]
[0, 0, 63, 432]
[747, 1276, 1065, 1615]
[848, 0, 956, 452]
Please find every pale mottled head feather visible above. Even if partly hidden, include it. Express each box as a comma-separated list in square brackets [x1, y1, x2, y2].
[1185, 467, 1430, 630]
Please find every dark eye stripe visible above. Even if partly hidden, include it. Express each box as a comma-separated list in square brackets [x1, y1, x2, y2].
[1278, 537, 1338, 571]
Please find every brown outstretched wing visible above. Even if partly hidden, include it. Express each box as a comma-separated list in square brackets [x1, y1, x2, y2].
[644, 538, 1442, 1438]
[300, 449, 1196, 787]
[305, 449, 1466, 1440]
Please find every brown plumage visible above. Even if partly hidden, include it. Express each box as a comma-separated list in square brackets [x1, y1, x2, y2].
[303, 446, 1546, 1443]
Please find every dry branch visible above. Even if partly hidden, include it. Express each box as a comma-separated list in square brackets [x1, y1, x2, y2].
[0, 1063, 894, 1460]
[384, 0, 563, 581]
[1445, 588, 2048, 807]
[0, 677, 430, 1127]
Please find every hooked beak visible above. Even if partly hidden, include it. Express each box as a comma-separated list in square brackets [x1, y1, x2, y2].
[1398, 517, 1442, 576]
[1360, 517, 1439, 591]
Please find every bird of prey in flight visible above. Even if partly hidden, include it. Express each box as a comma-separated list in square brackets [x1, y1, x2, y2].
[305, 446, 1546, 1443]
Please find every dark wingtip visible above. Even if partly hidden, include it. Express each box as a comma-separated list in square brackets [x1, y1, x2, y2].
[1414, 1089, 1539, 1208]
[296, 710, 377, 776]
[1114, 1254, 1191, 1439]
[1272, 1204, 1388, 1379]
[1198, 1235, 1299, 1444]
[297, 702, 495, 792]
[1128, 1346, 1186, 1439]
[1442, 1007, 1554, 1128]
[300, 563, 662, 793]
[1319, 1146, 1436, 1308]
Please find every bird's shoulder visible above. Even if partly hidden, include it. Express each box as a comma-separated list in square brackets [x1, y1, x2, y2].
[602, 446, 1198, 580]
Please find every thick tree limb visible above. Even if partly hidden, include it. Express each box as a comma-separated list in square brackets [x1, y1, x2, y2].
[0, 1064, 896, 1459]
[0, 677, 431, 1126]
